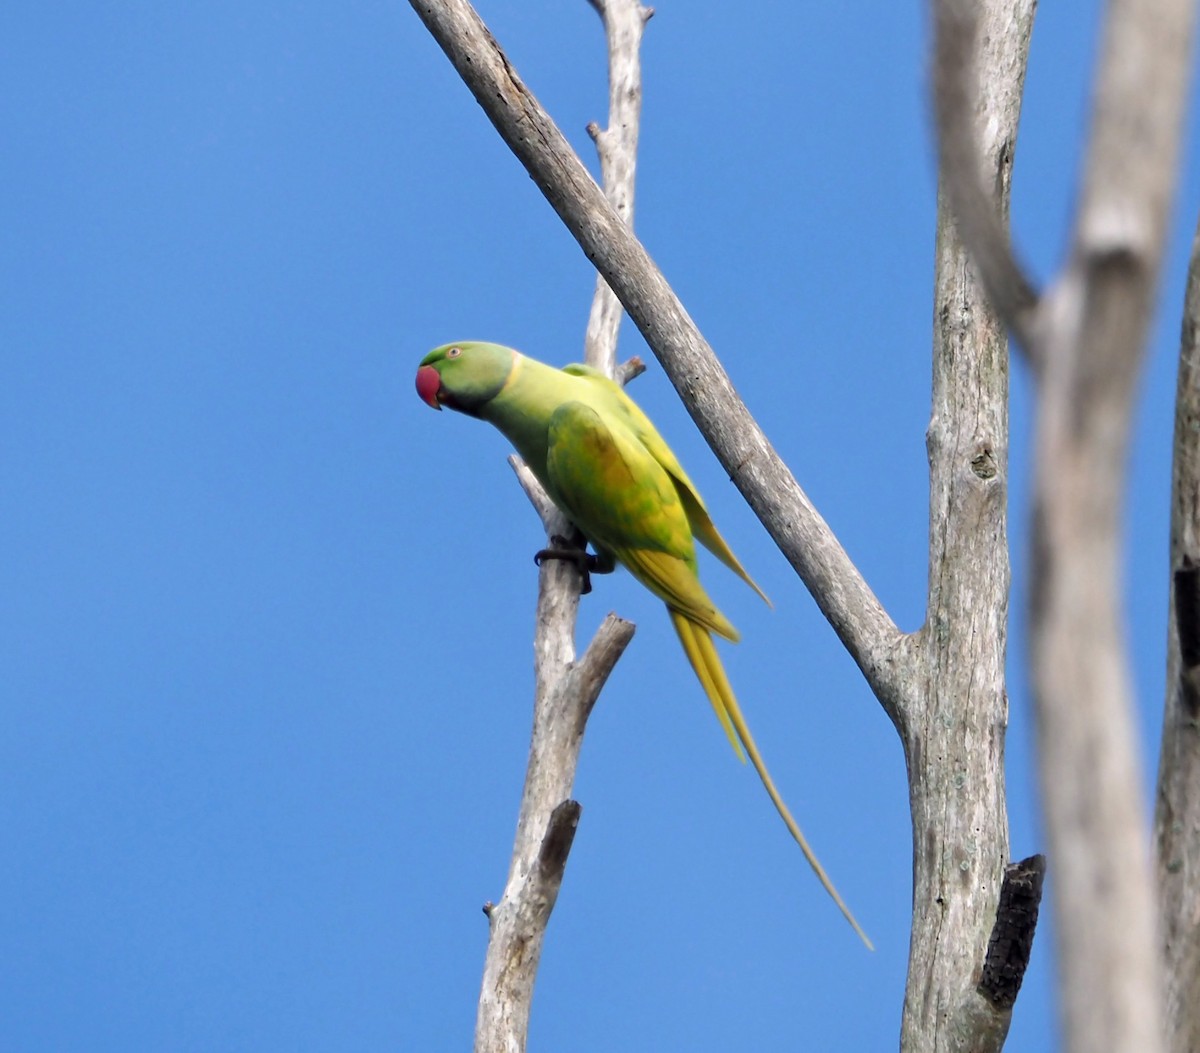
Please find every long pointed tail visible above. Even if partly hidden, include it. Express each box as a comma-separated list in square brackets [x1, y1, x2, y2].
[669, 610, 873, 950]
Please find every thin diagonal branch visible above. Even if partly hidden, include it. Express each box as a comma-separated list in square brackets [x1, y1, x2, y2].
[411, 0, 906, 720]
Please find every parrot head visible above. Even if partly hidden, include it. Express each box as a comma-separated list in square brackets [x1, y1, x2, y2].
[416, 341, 515, 417]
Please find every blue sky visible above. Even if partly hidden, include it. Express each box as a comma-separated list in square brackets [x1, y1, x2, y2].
[3, 2, 1196, 1050]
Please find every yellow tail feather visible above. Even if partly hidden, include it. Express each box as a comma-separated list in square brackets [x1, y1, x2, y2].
[669, 609, 874, 951]
[672, 609, 745, 760]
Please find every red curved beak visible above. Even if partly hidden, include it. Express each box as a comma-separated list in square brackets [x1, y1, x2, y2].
[416, 365, 442, 410]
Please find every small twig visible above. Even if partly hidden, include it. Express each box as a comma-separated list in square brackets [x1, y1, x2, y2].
[569, 613, 637, 725]
[615, 355, 645, 387]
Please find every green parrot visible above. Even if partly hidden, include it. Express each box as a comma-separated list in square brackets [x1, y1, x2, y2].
[416, 340, 870, 948]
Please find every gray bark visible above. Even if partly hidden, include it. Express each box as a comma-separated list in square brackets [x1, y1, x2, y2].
[902, 7, 1035, 1048]
[581, 0, 650, 376]
[1156, 219, 1200, 1053]
[474, 604, 632, 1053]
[472, 4, 648, 1051]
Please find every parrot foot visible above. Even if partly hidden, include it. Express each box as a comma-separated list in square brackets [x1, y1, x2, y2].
[534, 535, 600, 595]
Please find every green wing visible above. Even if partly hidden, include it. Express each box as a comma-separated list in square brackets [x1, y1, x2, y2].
[544, 399, 738, 642]
[563, 364, 769, 605]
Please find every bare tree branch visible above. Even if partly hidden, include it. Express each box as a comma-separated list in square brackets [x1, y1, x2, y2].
[614, 354, 645, 387]
[901, 4, 1037, 1047]
[509, 456, 559, 528]
[582, 0, 652, 376]
[933, 0, 1198, 1049]
[407, 0, 908, 721]
[476, 611, 635, 1053]
[931, 0, 1040, 361]
[473, 6, 648, 1050]
[1156, 217, 1200, 1053]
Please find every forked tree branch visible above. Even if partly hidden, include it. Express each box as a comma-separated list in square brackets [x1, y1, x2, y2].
[473, 4, 648, 1051]
[932, 0, 1197, 1050]
[476, 607, 633, 1052]
[1155, 217, 1200, 1053]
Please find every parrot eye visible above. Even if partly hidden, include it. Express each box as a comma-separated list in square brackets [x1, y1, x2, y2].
[446, 347, 462, 359]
